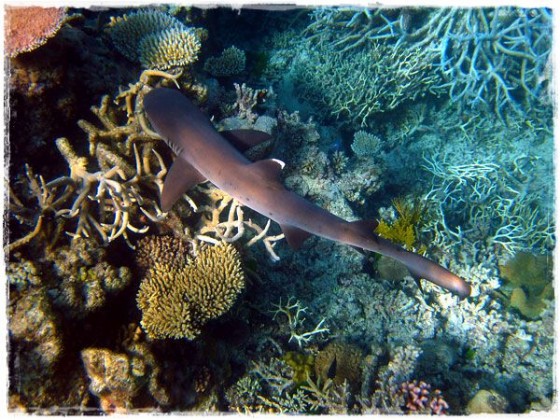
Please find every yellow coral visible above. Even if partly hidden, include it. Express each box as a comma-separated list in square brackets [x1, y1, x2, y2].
[375, 197, 427, 252]
[137, 242, 245, 340]
[139, 27, 201, 70]
[499, 252, 553, 319]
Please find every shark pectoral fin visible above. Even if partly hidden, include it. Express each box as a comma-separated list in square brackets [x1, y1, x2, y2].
[250, 158, 285, 181]
[161, 158, 206, 212]
[220, 129, 273, 152]
[280, 224, 312, 249]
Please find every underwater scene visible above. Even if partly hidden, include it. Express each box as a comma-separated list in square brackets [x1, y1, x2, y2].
[4, 4, 555, 415]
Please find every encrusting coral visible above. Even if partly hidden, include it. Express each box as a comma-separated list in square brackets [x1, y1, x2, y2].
[314, 340, 363, 392]
[499, 251, 553, 319]
[48, 237, 132, 317]
[136, 238, 245, 340]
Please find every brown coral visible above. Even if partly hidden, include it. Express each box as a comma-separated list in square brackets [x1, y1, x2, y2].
[5, 7, 66, 57]
[315, 340, 363, 391]
[137, 241, 245, 340]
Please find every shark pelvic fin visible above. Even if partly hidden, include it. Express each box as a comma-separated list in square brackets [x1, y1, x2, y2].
[280, 224, 312, 249]
[250, 158, 285, 181]
[161, 157, 206, 212]
[220, 129, 273, 152]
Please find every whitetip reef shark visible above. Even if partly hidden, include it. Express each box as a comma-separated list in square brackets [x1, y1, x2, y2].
[143, 87, 471, 298]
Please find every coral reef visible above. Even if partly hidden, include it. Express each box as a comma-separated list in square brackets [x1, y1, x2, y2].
[314, 340, 363, 391]
[140, 27, 201, 70]
[106, 10, 202, 70]
[136, 240, 245, 340]
[375, 197, 427, 252]
[81, 343, 168, 413]
[4, 5, 555, 416]
[204, 46, 247, 77]
[5, 6, 67, 57]
[48, 237, 132, 318]
[350, 130, 382, 157]
[466, 389, 508, 414]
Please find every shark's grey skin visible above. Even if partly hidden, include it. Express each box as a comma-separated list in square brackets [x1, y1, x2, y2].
[143, 88, 471, 298]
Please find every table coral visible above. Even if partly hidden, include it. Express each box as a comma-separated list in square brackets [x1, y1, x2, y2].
[137, 240, 245, 340]
[5, 6, 67, 57]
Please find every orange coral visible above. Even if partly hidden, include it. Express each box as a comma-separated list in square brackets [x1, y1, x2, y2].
[5, 6, 66, 57]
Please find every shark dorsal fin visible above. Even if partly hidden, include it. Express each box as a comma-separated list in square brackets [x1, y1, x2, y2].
[250, 158, 285, 181]
[161, 157, 206, 212]
[220, 129, 273, 152]
[280, 224, 312, 249]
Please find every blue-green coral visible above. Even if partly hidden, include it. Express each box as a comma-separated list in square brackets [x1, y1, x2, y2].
[204, 46, 247, 77]
[350, 130, 381, 157]
[106, 9, 201, 69]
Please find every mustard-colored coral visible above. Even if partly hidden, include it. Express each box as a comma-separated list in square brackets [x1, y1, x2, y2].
[314, 340, 363, 391]
[139, 27, 201, 70]
[499, 252, 553, 319]
[283, 351, 315, 386]
[106, 10, 201, 70]
[375, 197, 427, 252]
[136, 241, 245, 340]
[106, 10, 184, 62]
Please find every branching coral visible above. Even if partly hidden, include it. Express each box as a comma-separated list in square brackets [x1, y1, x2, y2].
[302, 7, 552, 121]
[375, 197, 427, 252]
[350, 131, 382, 157]
[106, 9, 202, 70]
[271, 297, 330, 348]
[204, 46, 247, 77]
[136, 240, 245, 340]
[423, 152, 554, 256]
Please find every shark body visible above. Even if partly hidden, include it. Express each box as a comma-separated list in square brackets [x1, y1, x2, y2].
[143, 88, 471, 298]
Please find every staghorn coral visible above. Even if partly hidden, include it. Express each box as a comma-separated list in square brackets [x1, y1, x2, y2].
[294, 29, 440, 127]
[304, 7, 552, 120]
[204, 46, 247, 77]
[137, 241, 245, 340]
[5, 6, 67, 57]
[106, 9, 201, 70]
